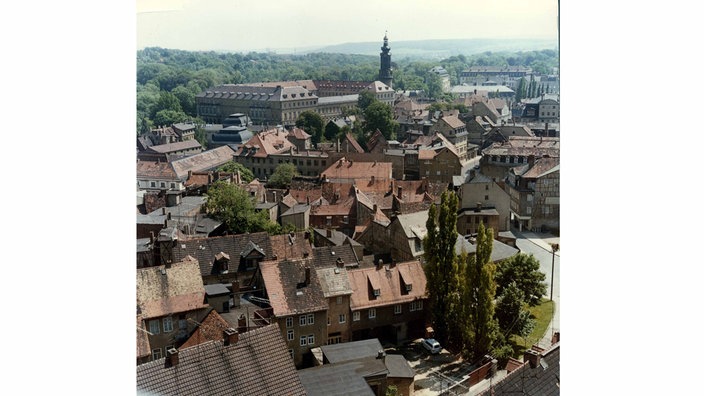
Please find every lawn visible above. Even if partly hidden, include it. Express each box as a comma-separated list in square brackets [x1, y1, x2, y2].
[508, 298, 555, 357]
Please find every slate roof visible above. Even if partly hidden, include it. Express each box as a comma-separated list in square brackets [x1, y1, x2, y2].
[136, 257, 208, 319]
[298, 360, 378, 396]
[312, 245, 361, 269]
[136, 323, 306, 396]
[204, 283, 230, 296]
[178, 309, 231, 350]
[479, 343, 560, 396]
[170, 145, 236, 180]
[171, 232, 273, 277]
[347, 260, 427, 310]
[459, 235, 520, 263]
[321, 339, 383, 364]
[385, 354, 415, 378]
[483, 136, 559, 158]
[268, 231, 314, 261]
[260, 257, 327, 317]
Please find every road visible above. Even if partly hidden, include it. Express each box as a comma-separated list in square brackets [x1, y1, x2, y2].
[513, 231, 560, 348]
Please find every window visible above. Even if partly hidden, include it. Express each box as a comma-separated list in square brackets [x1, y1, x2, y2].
[170, 183, 176, 189]
[149, 320, 160, 335]
[178, 315, 187, 330]
[300, 336, 307, 346]
[394, 304, 402, 314]
[286, 317, 293, 328]
[527, 194, 533, 202]
[162, 317, 173, 333]
[485, 195, 489, 201]
[165, 345, 173, 354]
[150, 181, 156, 188]
[308, 335, 315, 345]
[353, 311, 360, 321]
[339, 314, 346, 323]
[336, 296, 343, 305]
[152, 348, 162, 360]
[526, 207, 532, 215]
[287, 329, 294, 341]
[485, 185, 489, 190]
[299, 315, 307, 326]
[410, 300, 424, 312]
[369, 308, 376, 319]
[160, 182, 166, 188]
[373, 289, 381, 297]
[289, 349, 294, 359]
[307, 314, 314, 325]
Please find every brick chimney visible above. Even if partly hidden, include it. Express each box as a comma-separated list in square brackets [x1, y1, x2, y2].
[223, 328, 239, 346]
[326, 228, 332, 238]
[551, 331, 560, 345]
[336, 257, 344, 268]
[164, 348, 179, 368]
[305, 266, 311, 286]
[523, 349, 541, 368]
[237, 314, 247, 333]
[397, 186, 403, 198]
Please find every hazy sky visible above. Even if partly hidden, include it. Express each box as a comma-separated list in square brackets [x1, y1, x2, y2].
[137, 0, 559, 52]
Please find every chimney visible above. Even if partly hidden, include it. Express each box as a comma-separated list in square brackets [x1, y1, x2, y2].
[164, 348, 179, 368]
[523, 349, 541, 368]
[397, 186, 403, 198]
[232, 280, 240, 293]
[305, 266, 311, 286]
[336, 257, 344, 268]
[377, 259, 383, 269]
[187, 170, 192, 180]
[149, 231, 155, 245]
[237, 314, 247, 333]
[326, 228, 332, 238]
[223, 328, 239, 346]
[371, 175, 375, 183]
[162, 207, 166, 215]
[545, 122, 549, 137]
[376, 350, 386, 360]
[551, 331, 560, 345]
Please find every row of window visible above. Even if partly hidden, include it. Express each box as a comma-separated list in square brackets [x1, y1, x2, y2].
[148, 316, 187, 335]
[149, 181, 178, 189]
[285, 314, 315, 328]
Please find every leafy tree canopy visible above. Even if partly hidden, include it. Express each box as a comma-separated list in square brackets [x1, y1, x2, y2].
[295, 110, 325, 146]
[204, 181, 277, 234]
[217, 161, 255, 183]
[495, 253, 547, 307]
[363, 101, 398, 140]
[268, 162, 299, 188]
[153, 109, 188, 127]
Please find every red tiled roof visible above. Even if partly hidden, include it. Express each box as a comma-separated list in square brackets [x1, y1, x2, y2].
[136, 257, 208, 319]
[260, 258, 327, 317]
[179, 310, 232, 349]
[321, 158, 392, 181]
[348, 260, 427, 310]
[136, 160, 178, 180]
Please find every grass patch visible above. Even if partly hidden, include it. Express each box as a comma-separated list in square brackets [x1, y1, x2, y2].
[508, 299, 555, 358]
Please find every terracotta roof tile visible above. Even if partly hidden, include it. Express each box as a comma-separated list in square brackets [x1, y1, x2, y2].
[321, 157, 392, 182]
[136, 257, 208, 319]
[260, 258, 327, 317]
[179, 310, 232, 349]
[347, 260, 427, 310]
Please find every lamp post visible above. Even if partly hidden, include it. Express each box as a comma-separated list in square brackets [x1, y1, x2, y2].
[550, 243, 559, 301]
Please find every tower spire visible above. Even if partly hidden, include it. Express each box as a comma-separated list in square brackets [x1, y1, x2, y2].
[378, 32, 393, 88]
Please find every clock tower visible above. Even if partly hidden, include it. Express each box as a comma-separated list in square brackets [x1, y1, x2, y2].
[378, 32, 393, 88]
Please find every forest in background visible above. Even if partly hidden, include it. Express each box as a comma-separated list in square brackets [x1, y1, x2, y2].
[136, 47, 558, 134]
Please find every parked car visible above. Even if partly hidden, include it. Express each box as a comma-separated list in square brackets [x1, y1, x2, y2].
[421, 338, 442, 354]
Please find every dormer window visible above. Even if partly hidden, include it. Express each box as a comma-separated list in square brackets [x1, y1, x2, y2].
[373, 289, 381, 297]
[405, 284, 413, 292]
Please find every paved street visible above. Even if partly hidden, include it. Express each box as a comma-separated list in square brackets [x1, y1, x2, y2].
[512, 230, 560, 348]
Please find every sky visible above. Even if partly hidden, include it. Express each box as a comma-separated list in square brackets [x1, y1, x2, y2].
[137, 0, 559, 52]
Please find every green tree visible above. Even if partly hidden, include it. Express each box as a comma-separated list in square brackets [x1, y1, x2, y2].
[151, 91, 183, 119]
[217, 161, 255, 183]
[495, 281, 535, 338]
[171, 85, 197, 116]
[357, 90, 377, 111]
[324, 120, 341, 142]
[461, 222, 499, 360]
[295, 110, 325, 146]
[204, 181, 277, 234]
[516, 77, 526, 102]
[268, 162, 299, 188]
[423, 191, 462, 347]
[495, 253, 547, 307]
[363, 101, 398, 140]
[426, 72, 444, 100]
[153, 109, 187, 127]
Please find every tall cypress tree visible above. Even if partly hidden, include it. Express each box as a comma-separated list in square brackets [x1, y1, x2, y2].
[423, 191, 461, 346]
[461, 222, 499, 361]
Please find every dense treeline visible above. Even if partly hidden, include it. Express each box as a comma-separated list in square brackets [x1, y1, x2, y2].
[136, 47, 558, 134]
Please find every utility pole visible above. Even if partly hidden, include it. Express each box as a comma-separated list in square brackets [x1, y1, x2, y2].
[550, 243, 559, 301]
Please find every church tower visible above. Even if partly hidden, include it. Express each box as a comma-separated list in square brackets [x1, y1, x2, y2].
[378, 32, 393, 88]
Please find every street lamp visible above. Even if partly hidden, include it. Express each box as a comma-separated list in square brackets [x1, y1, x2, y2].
[550, 243, 559, 301]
